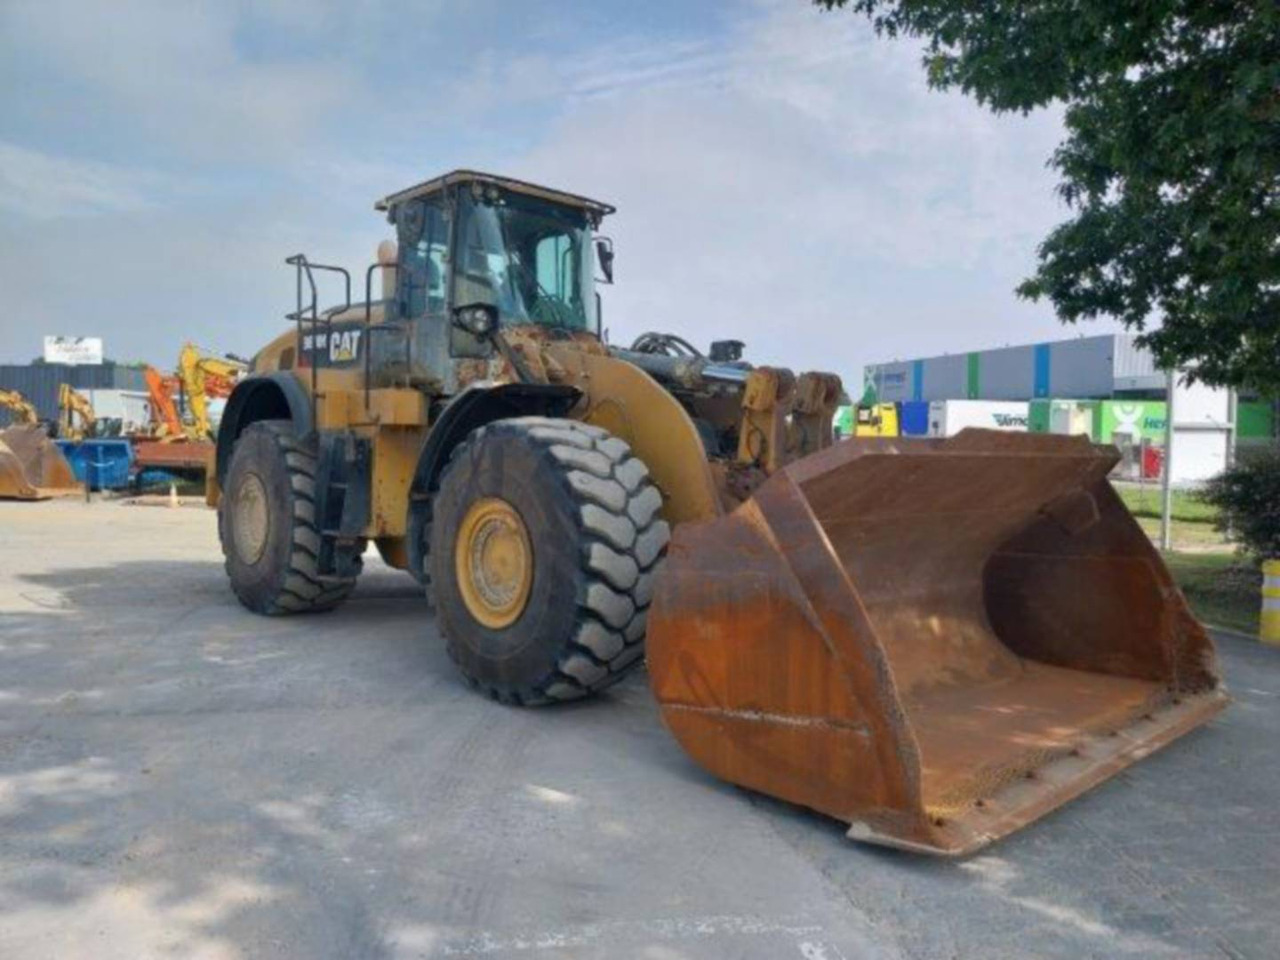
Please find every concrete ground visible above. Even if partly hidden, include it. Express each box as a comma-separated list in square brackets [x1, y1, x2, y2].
[1, 499, 1278, 960]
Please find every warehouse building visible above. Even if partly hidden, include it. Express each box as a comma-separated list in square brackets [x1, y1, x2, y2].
[863, 333, 1165, 404]
[862, 332, 1275, 484]
[0, 362, 149, 428]
[864, 331, 1273, 444]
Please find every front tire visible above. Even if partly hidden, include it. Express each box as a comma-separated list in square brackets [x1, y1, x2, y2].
[429, 417, 669, 704]
[219, 420, 359, 615]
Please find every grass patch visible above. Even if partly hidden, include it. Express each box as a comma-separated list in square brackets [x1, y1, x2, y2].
[1115, 483, 1219, 523]
[1116, 481, 1256, 631]
[1135, 515, 1231, 551]
[1162, 551, 1261, 636]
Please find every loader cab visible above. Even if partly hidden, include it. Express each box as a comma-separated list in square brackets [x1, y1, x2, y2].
[377, 171, 615, 388]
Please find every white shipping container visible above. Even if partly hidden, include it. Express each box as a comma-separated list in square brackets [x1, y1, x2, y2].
[83, 389, 151, 433]
[927, 400, 1029, 437]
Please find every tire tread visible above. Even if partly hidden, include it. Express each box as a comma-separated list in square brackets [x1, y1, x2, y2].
[431, 416, 669, 704]
[220, 420, 358, 616]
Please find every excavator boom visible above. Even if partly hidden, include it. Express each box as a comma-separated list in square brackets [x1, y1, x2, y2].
[144, 366, 191, 440]
[176, 343, 246, 439]
[0, 389, 40, 426]
[57, 384, 96, 441]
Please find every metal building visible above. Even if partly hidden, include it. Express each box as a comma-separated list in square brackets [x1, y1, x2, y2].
[865, 332, 1275, 484]
[864, 333, 1164, 404]
[0, 363, 148, 427]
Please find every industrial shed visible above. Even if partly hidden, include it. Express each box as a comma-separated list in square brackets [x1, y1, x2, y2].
[864, 333, 1164, 404]
[0, 363, 148, 427]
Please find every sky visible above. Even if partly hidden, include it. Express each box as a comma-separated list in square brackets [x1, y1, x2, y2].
[0, 0, 1124, 386]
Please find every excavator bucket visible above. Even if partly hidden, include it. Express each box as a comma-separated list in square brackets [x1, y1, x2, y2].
[647, 430, 1227, 855]
[0, 425, 80, 500]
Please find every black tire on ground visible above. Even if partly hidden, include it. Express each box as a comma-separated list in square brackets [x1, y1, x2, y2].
[428, 417, 670, 704]
[218, 420, 359, 615]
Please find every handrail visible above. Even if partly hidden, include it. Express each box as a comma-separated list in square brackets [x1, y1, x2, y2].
[285, 254, 352, 432]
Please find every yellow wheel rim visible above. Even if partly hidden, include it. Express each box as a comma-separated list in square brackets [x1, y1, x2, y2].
[455, 497, 534, 629]
[233, 472, 270, 565]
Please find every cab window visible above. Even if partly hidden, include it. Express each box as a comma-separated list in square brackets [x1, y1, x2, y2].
[535, 233, 575, 308]
[396, 199, 449, 319]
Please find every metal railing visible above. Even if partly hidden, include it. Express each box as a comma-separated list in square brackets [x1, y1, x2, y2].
[286, 253, 405, 424]
[286, 254, 350, 430]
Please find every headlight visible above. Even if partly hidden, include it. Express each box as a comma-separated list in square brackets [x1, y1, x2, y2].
[453, 302, 497, 338]
[463, 306, 494, 336]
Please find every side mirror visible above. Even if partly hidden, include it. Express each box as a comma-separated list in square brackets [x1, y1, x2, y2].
[452, 302, 498, 340]
[595, 238, 614, 285]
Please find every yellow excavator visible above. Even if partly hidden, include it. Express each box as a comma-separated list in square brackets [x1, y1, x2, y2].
[0, 388, 79, 500]
[57, 384, 97, 441]
[213, 171, 1226, 855]
[147, 344, 247, 441]
[1, 388, 39, 427]
[178, 343, 246, 439]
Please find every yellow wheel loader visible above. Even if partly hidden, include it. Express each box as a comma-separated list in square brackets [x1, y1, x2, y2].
[0, 389, 79, 500]
[215, 170, 1226, 855]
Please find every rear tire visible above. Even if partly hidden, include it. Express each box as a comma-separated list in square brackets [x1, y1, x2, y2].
[219, 420, 359, 615]
[429, 417, 669, 704]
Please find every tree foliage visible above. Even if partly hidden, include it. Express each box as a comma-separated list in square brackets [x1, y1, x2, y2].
[817, 1, 1280, 391]
[1202, 449, 1280, 560]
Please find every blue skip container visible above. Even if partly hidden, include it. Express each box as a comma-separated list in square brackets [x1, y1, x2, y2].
[55, 439, 134, 491]
[899, 400, 931, 436]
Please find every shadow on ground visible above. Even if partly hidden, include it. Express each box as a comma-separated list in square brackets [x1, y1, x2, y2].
[0, 560, 742, 959]
[2, 554, 1279, 958]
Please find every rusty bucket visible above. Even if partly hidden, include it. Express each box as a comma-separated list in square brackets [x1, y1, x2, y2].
[0, 425, 80, 500]
[646, 430, 1227, 855]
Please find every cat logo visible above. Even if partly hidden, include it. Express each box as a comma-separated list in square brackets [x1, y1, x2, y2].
[299, 325, 363, 368]
[329, 329, 362, 363]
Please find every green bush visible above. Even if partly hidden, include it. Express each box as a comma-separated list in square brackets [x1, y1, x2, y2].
[1201, 449, 1280, 561]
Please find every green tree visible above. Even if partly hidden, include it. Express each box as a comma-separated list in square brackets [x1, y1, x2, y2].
[1202, 449, 1280, 560]
[817, 1, 1280, 391]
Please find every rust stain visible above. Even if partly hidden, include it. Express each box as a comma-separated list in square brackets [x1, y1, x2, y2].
[645, 429, 1228, 855]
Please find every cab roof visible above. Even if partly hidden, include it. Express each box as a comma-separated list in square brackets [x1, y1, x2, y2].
[375, 169, 616, 217]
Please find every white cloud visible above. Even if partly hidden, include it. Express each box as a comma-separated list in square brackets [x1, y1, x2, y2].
[0, 141, 193, 219]
[0, 0, 1120, 383]
[0, 0, 361, 163]
[494, 0, 1082, 380]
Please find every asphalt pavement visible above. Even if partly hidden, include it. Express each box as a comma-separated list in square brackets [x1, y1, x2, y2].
[1, 499, 1277, 959]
